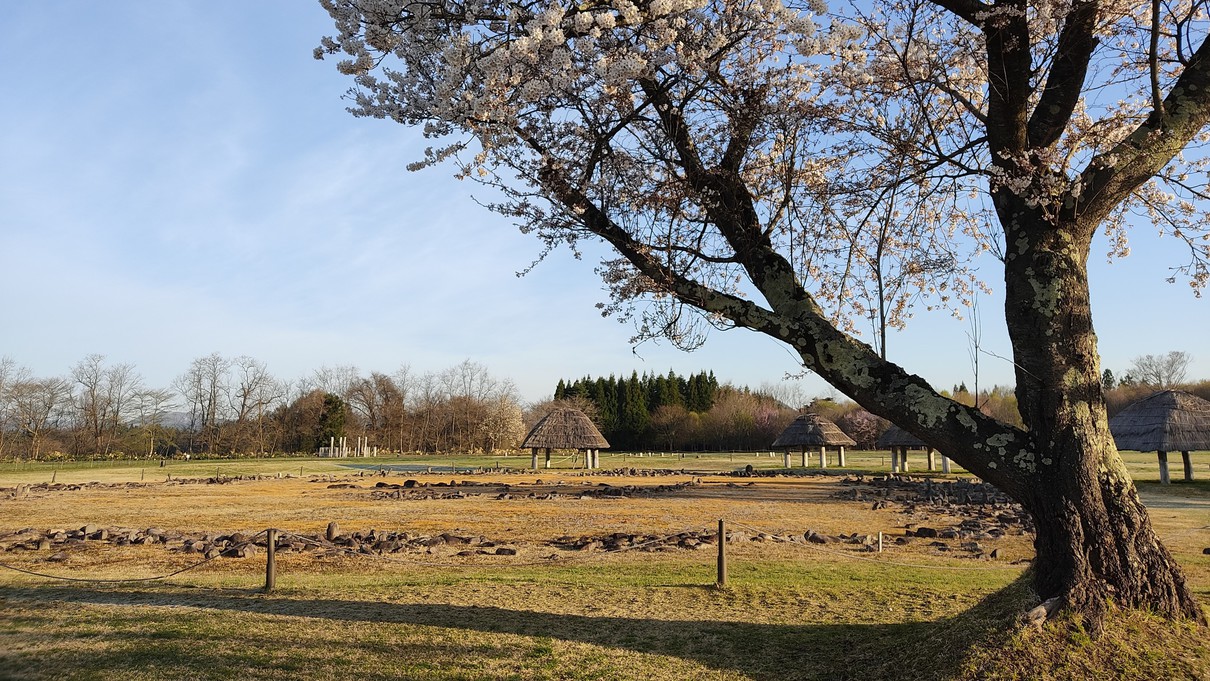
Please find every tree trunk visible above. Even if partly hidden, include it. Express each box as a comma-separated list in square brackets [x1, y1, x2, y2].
[1001, 208, 1205, 626]
[1027, 461, 1203, 626]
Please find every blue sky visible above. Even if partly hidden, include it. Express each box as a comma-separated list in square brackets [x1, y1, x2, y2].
[1, 2, 1206, 404]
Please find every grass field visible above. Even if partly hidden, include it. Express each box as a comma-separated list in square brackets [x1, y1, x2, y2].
[1, 452, 1207, 680]
[0, 446, 1203, 483]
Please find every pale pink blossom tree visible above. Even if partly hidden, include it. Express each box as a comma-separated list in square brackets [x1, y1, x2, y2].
[318, 0, 1210, 624]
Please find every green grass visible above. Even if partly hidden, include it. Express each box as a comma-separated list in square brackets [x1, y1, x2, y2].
[4, 563, 1205, 681]
[0, 449, 954, 488]
[0, 559, 1012, 681]
[3, 448, 1205, 486]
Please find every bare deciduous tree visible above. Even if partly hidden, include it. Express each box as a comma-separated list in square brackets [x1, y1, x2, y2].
[1128, 351, 1193, 389]
[132, 387, 177, 457]
[71, 355, 144, 456]
[175, 353, 232, 454]
[9, 376, 72, 460]
[0, 357, 31, 459]
[229, 356, 286, 454]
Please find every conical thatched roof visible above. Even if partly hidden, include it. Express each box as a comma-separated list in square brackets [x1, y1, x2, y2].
[521, 408, 610, 450]
[1108, 390, 1210, 452]
[876, 424, 928, 449]
[772, 413, 856, 448]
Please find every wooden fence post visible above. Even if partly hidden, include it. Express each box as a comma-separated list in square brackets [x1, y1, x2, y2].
[265, 528, 278, 592]
[716, 519, 727, 588]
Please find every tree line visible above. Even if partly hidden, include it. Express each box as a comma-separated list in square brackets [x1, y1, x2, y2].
[0, 355, 792, 460]
[0, 355, 527, 461]
[2, 352, 1202, 461]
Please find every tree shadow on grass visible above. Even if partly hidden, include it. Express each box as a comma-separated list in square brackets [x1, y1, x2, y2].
[0, 575, 1036, 681]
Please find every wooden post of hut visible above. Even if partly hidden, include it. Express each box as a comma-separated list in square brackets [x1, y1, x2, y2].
[545, 447, 552, 469]
[783, 451, 792, 468]
[877, 425, 928, 476]
[820, 446, 828, 468]
[1182, 451, 1194, 481]
[531, 448, 539, 470]
[1157, 451, 1170, 484]
[837, 446, 846, 467]
[927, 449, 937, 471]
[941, 455, 951, 473]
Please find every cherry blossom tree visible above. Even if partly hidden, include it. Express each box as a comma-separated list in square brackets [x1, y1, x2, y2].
[318, 0, 1210, 624]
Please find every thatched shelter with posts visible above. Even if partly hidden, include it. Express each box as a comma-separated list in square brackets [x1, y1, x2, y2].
[1108, 389, 1210, 484]
[772, 412, 856, 469]
[521, 408, 610, 470]
[876, 424, 950, 473]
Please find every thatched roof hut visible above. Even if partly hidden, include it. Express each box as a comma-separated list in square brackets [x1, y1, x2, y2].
[875, 424, 948, 474]
[771, 412, 854, 469]
[1108, 390, 1210, 483]
[772, 413, 856, 448]
[875, 424, 927, 449]
[1108, 390, 1210, 451]
[522, 408, 609, 450]
[522, 408, 608, 470]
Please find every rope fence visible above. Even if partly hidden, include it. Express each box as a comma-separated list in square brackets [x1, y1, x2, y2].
[1, 516, 1033, 593]
[0, 530, 268, 584]
[15, 519, 1201, 588]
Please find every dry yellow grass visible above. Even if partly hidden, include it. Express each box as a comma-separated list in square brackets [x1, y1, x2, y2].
[1, 456, 1207, 680]
[0, 472, 1039, 555]
[1, 461, 1204, 583]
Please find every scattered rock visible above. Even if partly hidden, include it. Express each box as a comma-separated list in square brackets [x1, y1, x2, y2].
[47, 552, 69, 563]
